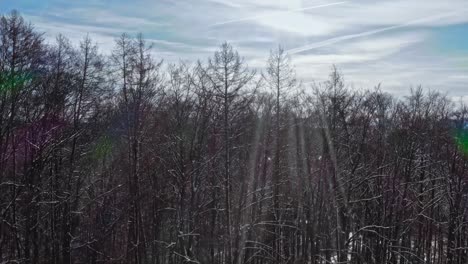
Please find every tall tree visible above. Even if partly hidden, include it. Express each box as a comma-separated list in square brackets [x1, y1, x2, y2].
[263, 46, 296, 262]
[207, 42, 254, 264]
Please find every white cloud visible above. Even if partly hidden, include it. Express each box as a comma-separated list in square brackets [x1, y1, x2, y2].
[210, 1, 347, 28]
[286, 10, 461, 55]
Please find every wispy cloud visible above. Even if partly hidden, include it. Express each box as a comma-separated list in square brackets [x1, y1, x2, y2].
[210, 1, 348, 27]
[3, 0, 468, 96]
[286, 10, 464, 55]
[206, 0, 244, 8]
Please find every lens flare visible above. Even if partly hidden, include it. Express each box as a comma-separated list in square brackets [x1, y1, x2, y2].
[0, 72, 33, 94]
[93, 135, 114, 160]
[454, 126, 468, 155]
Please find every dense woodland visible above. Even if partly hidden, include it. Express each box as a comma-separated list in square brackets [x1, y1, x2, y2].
[1, 11, 468, 264]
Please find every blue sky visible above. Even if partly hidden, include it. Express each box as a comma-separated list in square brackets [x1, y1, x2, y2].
[1, 0, 468, 97]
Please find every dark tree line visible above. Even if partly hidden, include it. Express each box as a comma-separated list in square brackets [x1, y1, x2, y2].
[1, 11, 468, 264]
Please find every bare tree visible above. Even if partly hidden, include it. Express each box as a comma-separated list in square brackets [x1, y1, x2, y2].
[263, 46, 297, 263]
[206, 42, 255, 264]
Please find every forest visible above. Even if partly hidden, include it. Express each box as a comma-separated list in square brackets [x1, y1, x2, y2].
[1, 11, 468, 264]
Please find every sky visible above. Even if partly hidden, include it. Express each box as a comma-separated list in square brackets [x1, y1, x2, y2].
[1, 0, 468, 98]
